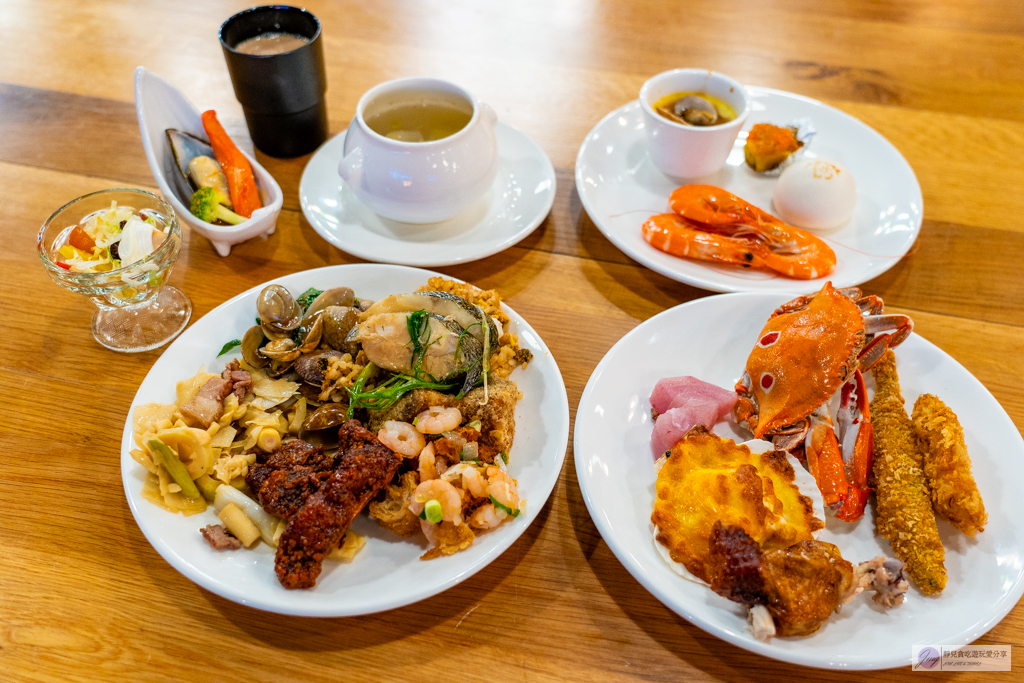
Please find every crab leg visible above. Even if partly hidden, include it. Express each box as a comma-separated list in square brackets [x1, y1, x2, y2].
[833, 370, 873, 522]
[805, 406, 850, 510]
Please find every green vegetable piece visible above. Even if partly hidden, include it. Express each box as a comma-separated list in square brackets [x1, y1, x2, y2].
[194, 474, 220, 503]
[467, 420, 482, 431]
[489, 494, 519, 517]
[296, 287, 324, 312]
[424, 499, 443, 524]
[500, 451, 509, 464]
[218, 339, 242, 356]
[190, 186, 247, 225]
[417, 508, 427, 520]
[148, 439, 202, 501]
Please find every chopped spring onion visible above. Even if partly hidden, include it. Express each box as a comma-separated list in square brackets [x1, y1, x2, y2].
[489, 494, 519, 518]
[424, 499, 443, 524]
[460, 442, 479, 461]
[466, 420, 482, 431]
[148, 439, 202, 500]
[500, 451, 509, 464]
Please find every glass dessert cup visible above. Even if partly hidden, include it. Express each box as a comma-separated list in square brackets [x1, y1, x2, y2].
[37, 188, 192, 353]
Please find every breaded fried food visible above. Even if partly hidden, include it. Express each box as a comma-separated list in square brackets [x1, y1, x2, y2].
[870, 351, 946, 594]
[368, 376, 518, 459]
[652, 426, 823, 583]
[912, 394, 987, 536]
[368, 471, 421, 537]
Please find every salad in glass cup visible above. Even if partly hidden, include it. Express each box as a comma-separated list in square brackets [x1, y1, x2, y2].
[38, 188, 192, 352]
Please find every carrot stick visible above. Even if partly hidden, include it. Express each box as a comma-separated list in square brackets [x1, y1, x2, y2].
[201, 110, 262, 218]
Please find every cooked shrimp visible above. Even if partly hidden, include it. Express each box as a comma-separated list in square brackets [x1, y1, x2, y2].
[414, 406, 462, 435]
[378, 420, 426, 457]
[485, 466, 520, 511]
[468, 503, 506, 529]
[442, 462, 488, 497]
[418, 442, 438, 482]
[409, 479, 464, 525]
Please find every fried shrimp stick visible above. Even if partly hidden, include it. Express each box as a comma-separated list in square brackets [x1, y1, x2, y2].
[870, 351, 947, 594]
[912, 394, 987, 537]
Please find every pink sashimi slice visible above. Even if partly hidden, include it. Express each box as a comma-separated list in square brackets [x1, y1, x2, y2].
[650, 376, 737, 457]
[650, 376, 737, 415]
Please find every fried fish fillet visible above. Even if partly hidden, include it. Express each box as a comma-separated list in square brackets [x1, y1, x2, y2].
[870, 351, 946, 594]
[912, 394, 987, 537]
[651, 426, 823, 583]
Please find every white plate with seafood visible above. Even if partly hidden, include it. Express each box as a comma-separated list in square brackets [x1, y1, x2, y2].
[573, 292, 1024, 669]
[575, 88, 922, 293]
[300, 123, 556, 267]
[120, 263, 570, 616]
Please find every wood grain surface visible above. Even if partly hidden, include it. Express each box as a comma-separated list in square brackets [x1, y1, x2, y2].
[1, 1, 1022, 680]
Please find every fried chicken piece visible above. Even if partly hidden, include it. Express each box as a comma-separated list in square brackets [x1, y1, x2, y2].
[275, 421, 401, 589]
[912, 394, 987, 536]
[870, 351, 946, 594]
[246, 440, 339, 518]
[706, 523, 908, 640]
[707, 523, 853, 638]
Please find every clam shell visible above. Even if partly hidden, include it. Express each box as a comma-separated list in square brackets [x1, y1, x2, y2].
[241, 325, 269, 368]
[294, 350, 344, 386]
[302, 402, 350, 431]
[258, 285, 301, 333]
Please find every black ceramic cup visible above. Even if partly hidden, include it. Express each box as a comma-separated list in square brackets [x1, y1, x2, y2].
[219, 5, 328, 157]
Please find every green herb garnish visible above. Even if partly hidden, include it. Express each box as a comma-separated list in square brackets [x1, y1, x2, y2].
[218, 339, 242, 356]
[297, 287, 324, 312]
[500, 451, 509, 464]
[489, 495, 519, 517]
[346, 367, 456, 418]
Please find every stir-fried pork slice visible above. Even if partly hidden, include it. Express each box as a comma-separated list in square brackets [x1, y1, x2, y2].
[275, 421, 401, 589]
[221, 359, 252, 400]
[200, 524, 242, 550]
[180, 377, 232, 428]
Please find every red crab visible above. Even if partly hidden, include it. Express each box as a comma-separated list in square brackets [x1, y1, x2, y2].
[734, 282, 913, 522]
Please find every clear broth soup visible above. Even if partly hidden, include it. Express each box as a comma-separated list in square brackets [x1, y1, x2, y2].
[364, 90, 473, 143]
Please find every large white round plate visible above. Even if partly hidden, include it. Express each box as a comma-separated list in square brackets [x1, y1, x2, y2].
[300, 123, 556, 266]
[121, 264, 569, 616]
[575, 88, 923, 293]
[574, 293, 1024, 669]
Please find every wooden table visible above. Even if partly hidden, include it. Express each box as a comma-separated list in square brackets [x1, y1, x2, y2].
[3, 1, 1022, 680]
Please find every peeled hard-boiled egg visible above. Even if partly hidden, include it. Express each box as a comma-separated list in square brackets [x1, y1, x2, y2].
[772, 158, 857, 230]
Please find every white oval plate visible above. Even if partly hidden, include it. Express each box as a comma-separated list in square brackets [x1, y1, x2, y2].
[574, 293, 1024, 670]
[121, 264, 570, 616]
[300, 123, 556, 267]
[575, 88, 923, 293]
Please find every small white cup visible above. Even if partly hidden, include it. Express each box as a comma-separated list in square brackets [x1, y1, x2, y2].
[640, 69, 750, 179]
[338, 77, 498, 224]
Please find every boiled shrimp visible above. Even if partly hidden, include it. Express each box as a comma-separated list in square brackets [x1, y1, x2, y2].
[409, 479, 464, 525]
[442, 462, 488, 497]
[378, 420, 426, 457]
[485, 466, 520, 512]
[468, 503, 506, 529]
[418, 442, 438, 482]
[643, 184, 836, 279]
[414, 406, 462, 435]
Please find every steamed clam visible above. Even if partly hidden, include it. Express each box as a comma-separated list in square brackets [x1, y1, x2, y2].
[294, 350, 344, 386]
[242, 325, 269, 368]
[258, 285, 302, 337]
[321, 306, 359, 350]
[302, 287, 355, 323]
